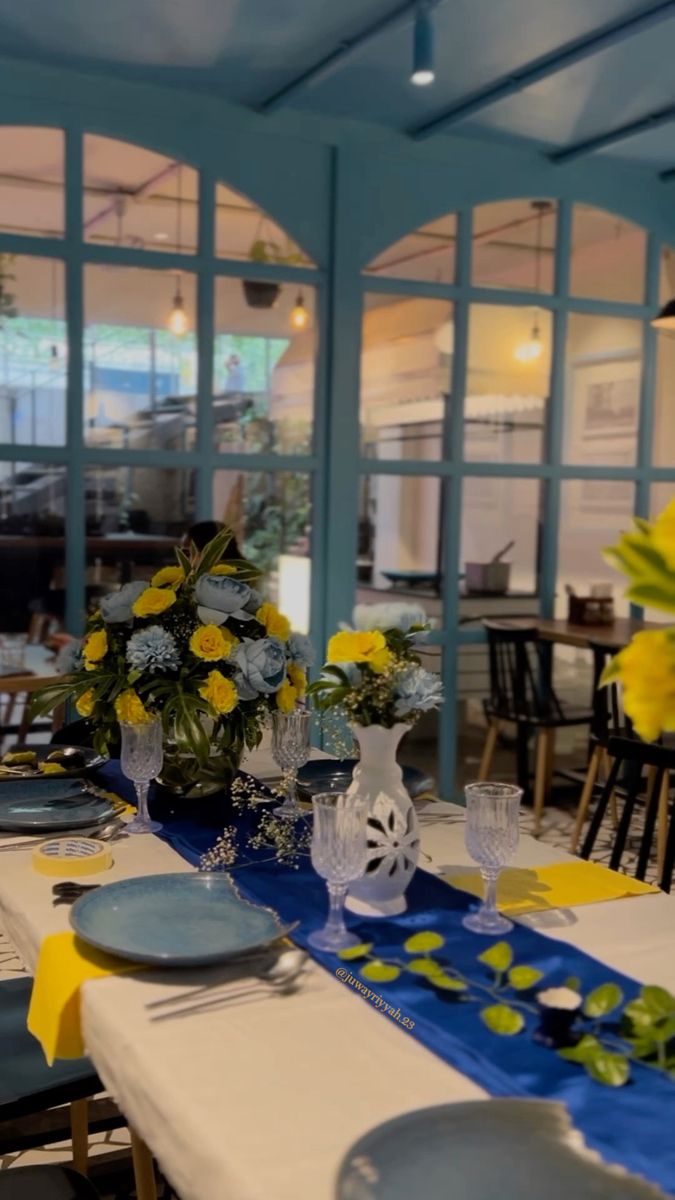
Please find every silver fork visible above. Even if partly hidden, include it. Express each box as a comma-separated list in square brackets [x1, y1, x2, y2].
[149, 952, 309, 1022]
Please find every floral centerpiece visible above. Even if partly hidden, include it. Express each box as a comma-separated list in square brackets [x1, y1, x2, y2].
[309, 604, 443, 918]
[33, 528, 314, 797]
[602, 498, 675, 741]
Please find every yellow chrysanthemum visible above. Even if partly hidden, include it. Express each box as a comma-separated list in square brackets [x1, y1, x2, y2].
[75, 689, 95, 718]
[287, 662, 307, 699]
[210, 563, 237, 575]
[83, 628, 108, 671]
[276, 680, 298, 713]
[609, 630, 675, 742]
[40, 762, 67, 775]
[115, 689, 152, 725]
[327, 630, 392, 671]
[256, 602, 291, 641]
[151, 565, 185, 588]
[190, 623, 237, 661]
[132, 587, 177, 618]
[651, 499, 675, 571]
[198, 670, 238, 715]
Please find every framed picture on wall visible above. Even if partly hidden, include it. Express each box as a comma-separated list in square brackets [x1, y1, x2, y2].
[568, 353, 640, 467]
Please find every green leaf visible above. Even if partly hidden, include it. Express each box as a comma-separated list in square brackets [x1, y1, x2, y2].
[583, 982, 624, 1019]
[651, 1015, 675, 1044]
[585, 1051, 630, 1088]
[406, 957, 444, 977]
[623, 997, 656, 1030]
[563, 976, 581, 992]
[507, 966, 544, 991]
[558, 1034, 603, 1064]
[174, 546, 192, 577]
[641, 986, 675, 1020]
[336, 943, 373, 961]
[428, 973, 468, 993]
[480, 1004, 524, 1036]
[625, 583, 675, 613]
[477, 942, 513, 974]
[360, 961, 401, 983]
[404, 931, 445, 954]
[195, 527, 234, 575]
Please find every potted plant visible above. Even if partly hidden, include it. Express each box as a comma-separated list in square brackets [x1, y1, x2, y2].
[242, 238, 304, 309]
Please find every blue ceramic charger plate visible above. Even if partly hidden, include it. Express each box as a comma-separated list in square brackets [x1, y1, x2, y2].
[70, 872, 292, 966]
[297, 760, 433, 800]
[336, 1100, 667, 1200]
[0, 780, 115, 832]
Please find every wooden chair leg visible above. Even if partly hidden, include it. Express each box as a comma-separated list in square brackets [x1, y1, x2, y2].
[571, 743, 603, 853]
[69, 1098, 89, 1176]
[130, 1128, 158, 1200]
[603, 750, 620, 828]
[657, 772, 670, 878]
[532, 729, 551, 837]
[477, 719, 499, 782]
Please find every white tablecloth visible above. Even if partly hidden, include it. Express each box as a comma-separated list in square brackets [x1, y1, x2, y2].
[0, 749, 673, 1200]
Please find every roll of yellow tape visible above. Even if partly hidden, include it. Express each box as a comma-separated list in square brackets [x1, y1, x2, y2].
[32, 838, 113, 877]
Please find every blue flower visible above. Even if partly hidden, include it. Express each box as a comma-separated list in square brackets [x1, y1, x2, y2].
[393, 665, 443, 718]
[243, 587, 263, 616]
[100, 581, 147, 624]
[195, 574, 253, 626]
[287, 633, 315, 669]
[233, 637, 287, 699]
[126, 626, 180, 674]
[55, 639, 83, 674]
[352, 602, 430, 637]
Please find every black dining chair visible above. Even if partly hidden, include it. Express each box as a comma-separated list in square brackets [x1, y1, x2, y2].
[477, 622, 593, 835]
[0, 1165, 101, 1200]
[580, 735, 675, 891]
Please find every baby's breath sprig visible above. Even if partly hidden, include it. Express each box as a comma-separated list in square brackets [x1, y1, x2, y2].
[248, 811, 312, 868]
[200, 825, 238, 871]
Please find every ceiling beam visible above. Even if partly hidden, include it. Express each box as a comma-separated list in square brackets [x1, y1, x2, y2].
[550, 102, 675, 164]
[410, 0, 675, 140]
[259, 0, 439, 112]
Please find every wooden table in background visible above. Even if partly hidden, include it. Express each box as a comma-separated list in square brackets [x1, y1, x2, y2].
[531, 617, 664, 650]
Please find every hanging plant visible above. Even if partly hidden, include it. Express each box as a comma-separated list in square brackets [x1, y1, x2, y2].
[0, 254, 18, 323]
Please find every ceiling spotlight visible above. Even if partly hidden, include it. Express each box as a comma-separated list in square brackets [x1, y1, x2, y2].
[411, 3, 435, 86]
[651, 298, 675, 330]
[290, 293, 309, 332]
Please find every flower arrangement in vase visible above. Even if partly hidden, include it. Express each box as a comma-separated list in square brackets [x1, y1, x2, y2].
[309, 603, 443, 916]
[33, 528, 314, 798]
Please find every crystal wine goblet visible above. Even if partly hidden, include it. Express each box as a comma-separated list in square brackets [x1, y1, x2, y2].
[461, 782, 522, 935]
[119, 717, 164, 835]
[271, 709, 311, 819]
[308, 792, 368, 952]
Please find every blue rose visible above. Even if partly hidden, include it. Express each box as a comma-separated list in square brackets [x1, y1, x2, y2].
[287, 633, 315, 669]
[243, 587, 263, 616]
[195, 574, 253, 626]
[100, 580, 147, 624]
[233, 637, 287, 699]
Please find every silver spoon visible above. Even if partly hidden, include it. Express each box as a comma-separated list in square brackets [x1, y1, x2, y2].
[149, 949, 309, 1022]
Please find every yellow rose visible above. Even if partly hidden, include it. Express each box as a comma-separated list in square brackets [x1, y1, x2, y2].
[287, 663, 307, 699]
[151, 565, 185, 588]
[210, 563, 237, 575]
[83, 628, 108, 671]
[610, 630, 675, 742]
[190, 623, 237, 661]
[41, 762, 67, 775]
[256, 603, 291, 641]
[327, 630, 388, 665]
[198, 670, 238, 715]
[115, 689, 152, 725]
[651, 498, 675, 571]
[369, 647, 393, 674]
[132, 587, 177, 618]
[276, 680, 298, 713]
[75, 689, 95, 718]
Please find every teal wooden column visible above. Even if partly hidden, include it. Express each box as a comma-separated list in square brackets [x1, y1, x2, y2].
[64, 125, 85, 635]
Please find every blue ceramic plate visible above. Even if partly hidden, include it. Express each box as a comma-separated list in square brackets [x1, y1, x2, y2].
[70, 873, 291, 966]
[336, 1100, 667, 1200]
[0, 781, 115, 832]
[297, 760, 433, 801]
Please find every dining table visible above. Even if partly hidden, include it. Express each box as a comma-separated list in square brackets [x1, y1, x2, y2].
[0, 744, 673, 1200]
[530, 616, 665, 651]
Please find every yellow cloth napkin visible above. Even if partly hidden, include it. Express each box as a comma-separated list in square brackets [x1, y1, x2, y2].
[444, 861, 659, 915]
[28, 932, 139, 1064]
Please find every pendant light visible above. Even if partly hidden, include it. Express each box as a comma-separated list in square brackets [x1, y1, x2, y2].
[651, 298, 675, 330]
[411, 2, 435, 86]
[514, 200, 550, 364]
[290, 292, 309, 331]
[49, 259, 60, 367]
[167, 166, 188, 337]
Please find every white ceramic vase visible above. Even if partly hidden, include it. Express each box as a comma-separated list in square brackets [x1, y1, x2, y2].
[345, 723, 420, 918]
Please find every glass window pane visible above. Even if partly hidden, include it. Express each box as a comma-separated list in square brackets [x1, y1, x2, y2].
[464, 304, 551, 463]
[570, 205, 646, 303]
[364, 214, 456, 284]
[659, 244, 675, 305]
[83, 137, 198, 255]
[557, 480, 635, 617]
[213, 278, 315, 454]
[461, 477, 542, 596]
[653, 249, 675, 469]
[213, 470, 312, 630]
[84, 466, 195, 593]
[0, 461, 66, 629]
[0, 255, 66, 446]
[472, 200, 556, 292]
[564, 314, 642, 467]
[215, 182, 313, 265]
[650, 482, 675, 519]
[356, 474, 443, 623]
[84, 265, 197, 450]
[360, 294, 452, 461]
[0, 127, 64, 239]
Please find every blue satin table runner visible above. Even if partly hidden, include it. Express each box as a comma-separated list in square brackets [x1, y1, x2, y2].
[95, 763, 675, 1195]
